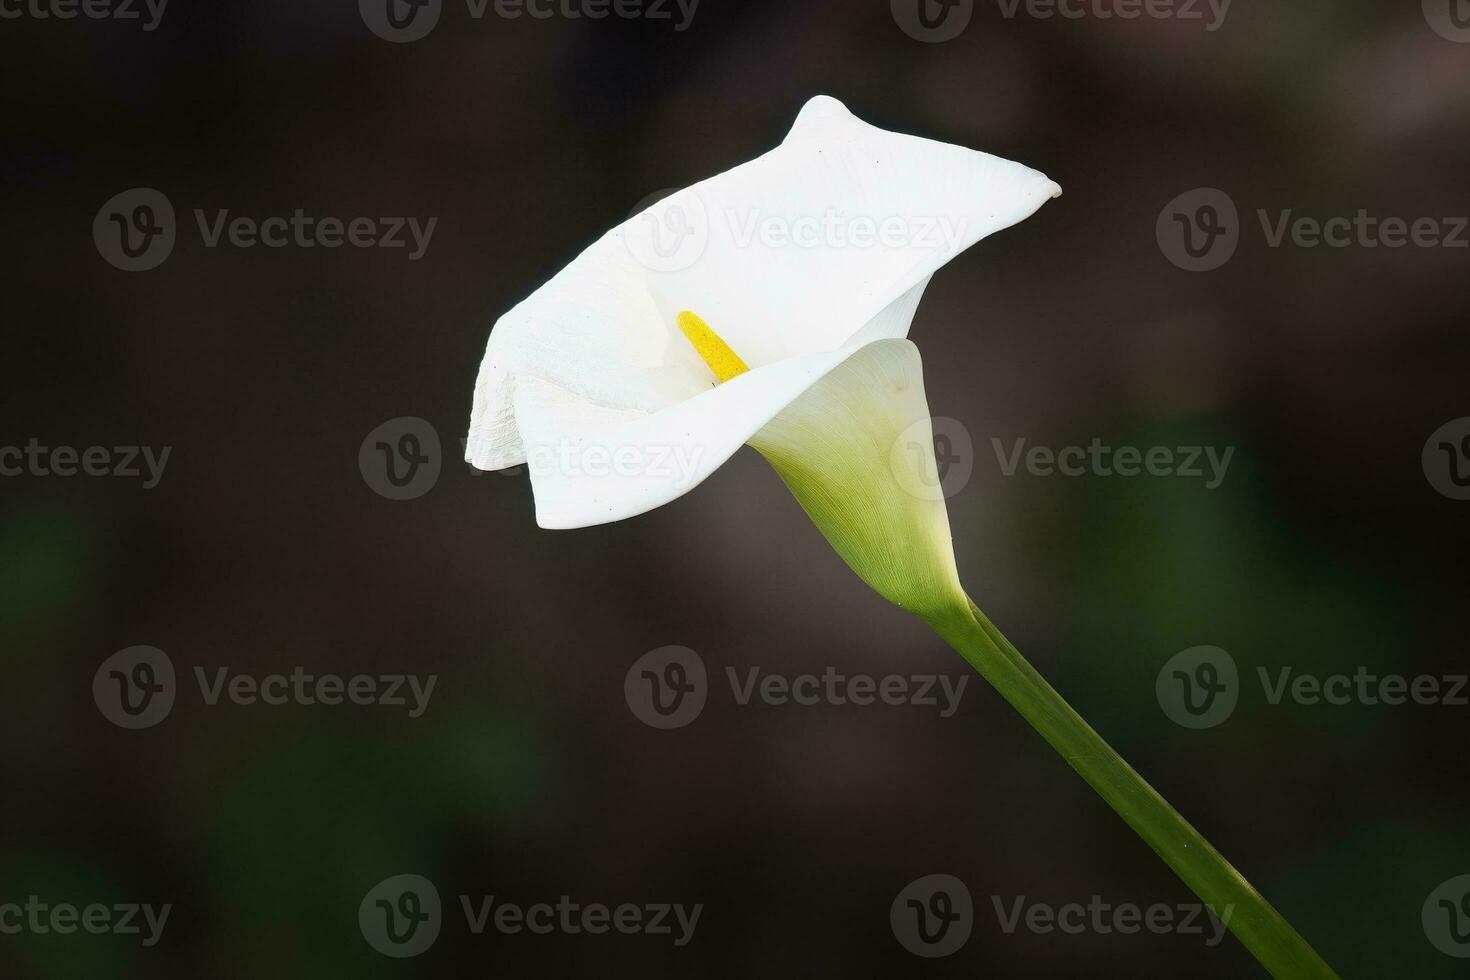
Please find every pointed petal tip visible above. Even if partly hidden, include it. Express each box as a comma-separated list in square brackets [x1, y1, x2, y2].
[799, 94, 850, 118]
[786, 95, 853, 141]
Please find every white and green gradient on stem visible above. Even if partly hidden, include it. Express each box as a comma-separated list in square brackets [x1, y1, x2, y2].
[467, 95, 1338, 978]
[754, 336, 1338, 979]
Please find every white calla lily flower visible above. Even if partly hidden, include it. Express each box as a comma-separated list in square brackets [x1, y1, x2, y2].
[466, 97, 1342, 979]
[466, 96, 1059, 551]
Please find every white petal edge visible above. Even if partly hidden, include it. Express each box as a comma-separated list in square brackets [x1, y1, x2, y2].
[515, 285, 929, 529]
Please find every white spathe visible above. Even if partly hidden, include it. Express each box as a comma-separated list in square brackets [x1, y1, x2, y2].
[466, 95, 1060, 530]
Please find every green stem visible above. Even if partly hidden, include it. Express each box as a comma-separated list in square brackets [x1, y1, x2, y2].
[924, 596, 1339, 980]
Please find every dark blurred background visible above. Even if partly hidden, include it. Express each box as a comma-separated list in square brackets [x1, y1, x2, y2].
[3, 0, 1469, 976]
